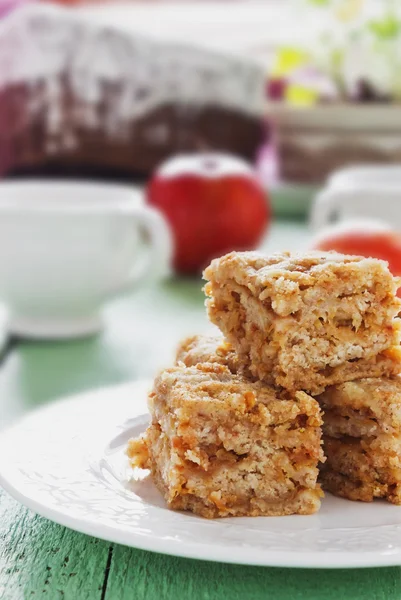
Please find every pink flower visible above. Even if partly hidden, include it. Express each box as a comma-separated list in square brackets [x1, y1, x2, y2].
[0, 0, 33, 19]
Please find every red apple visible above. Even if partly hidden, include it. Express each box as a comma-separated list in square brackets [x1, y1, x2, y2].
[310, 220, 401, 294]
[147, 153, 270, 274]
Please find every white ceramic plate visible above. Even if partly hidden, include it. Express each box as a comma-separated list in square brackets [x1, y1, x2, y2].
[1, 381, 401, 569]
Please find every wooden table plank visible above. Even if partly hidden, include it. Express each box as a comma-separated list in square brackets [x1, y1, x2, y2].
[105, 545, 401, 600]
[0, 490, 111, 600]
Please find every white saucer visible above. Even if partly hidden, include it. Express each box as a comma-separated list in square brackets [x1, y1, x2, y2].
[8, 313, 102, 339]
[1, 381, 401, 569]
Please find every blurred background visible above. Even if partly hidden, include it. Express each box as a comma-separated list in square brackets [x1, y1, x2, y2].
[2, 0, 401, 414]
[5, 0, 401, 208]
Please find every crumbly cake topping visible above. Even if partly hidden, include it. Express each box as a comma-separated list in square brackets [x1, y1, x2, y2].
[176, 335, 238, 372]
[154, 363, 321, 425]
[204, 250, 401, 301]
[205, 249, 388, 278]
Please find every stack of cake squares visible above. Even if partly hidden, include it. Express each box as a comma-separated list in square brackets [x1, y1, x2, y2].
[128, 251, 401, 517]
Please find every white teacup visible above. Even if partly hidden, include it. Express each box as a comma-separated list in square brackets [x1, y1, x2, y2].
[0, 180, 172, 338]
[310, 165, 401, 231]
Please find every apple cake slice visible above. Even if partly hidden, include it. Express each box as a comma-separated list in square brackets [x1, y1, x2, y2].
[318, 377, 401, 504]
[204, 251, 401, 394]
[128, 363, 324, 518]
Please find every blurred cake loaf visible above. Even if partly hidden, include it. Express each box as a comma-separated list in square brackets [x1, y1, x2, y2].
[0, 4, 265, 181]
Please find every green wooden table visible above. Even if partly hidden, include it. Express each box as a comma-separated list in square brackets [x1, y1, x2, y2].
[1, 221, 401, 600]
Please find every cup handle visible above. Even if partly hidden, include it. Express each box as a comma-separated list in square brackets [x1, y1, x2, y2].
[108, 205, 173, 297]
[310, 189, 347, 231]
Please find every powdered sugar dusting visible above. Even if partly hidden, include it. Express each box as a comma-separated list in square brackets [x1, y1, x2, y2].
[0, 3, 264, 155]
